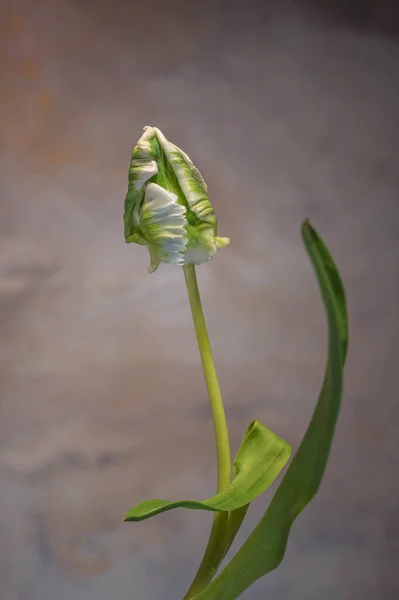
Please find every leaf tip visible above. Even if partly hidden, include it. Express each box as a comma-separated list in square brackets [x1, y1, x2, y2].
[123, 511, 135, 523]
[301, 218, 312, 234]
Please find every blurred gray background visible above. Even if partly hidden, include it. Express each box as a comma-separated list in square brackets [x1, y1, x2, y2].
[1, 1, 398, 599]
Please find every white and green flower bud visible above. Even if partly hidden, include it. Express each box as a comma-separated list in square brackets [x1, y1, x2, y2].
[123, 126, 230, 273]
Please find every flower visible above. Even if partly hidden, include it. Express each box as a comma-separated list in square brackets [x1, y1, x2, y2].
[123, 126, 230, 273]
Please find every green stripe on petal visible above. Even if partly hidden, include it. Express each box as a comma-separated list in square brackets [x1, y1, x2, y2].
[124, 128, 158, 241]
[153, 128, 218, 231]
[140, 183, 188, 273]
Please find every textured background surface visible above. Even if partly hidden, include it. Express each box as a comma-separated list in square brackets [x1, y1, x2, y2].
[1, 1, 398, 599]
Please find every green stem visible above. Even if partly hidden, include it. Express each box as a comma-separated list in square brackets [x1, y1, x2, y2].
[183, 264, 232, 599]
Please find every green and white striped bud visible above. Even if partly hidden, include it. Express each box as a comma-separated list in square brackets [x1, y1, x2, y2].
[123, 126, 230, 273]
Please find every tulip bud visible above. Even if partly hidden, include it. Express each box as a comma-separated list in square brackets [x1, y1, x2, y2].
[123, 126, 230, 273]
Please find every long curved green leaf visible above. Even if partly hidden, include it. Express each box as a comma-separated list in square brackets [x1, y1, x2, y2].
[195, 220, 348, 600]
[124, 420, 291, 522]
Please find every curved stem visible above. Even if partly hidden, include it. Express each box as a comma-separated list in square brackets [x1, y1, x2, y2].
[183, 264, 232, 598]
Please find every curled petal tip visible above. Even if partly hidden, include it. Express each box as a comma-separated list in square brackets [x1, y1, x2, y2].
[215, 237, 230, 249]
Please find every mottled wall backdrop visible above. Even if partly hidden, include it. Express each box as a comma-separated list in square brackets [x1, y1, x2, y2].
[1, 1, 398, 599]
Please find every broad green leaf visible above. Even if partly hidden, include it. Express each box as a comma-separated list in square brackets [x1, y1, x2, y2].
[124, 420, 291, 522]
[194, 220, 348, 600]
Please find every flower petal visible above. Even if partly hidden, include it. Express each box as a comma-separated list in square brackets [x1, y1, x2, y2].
[153, 128, 218, 232]
[140, 183, 188, 273]
[124, 128, 158, 242]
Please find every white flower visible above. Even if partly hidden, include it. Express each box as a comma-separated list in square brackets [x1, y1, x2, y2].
[123, 126, 229, 273]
